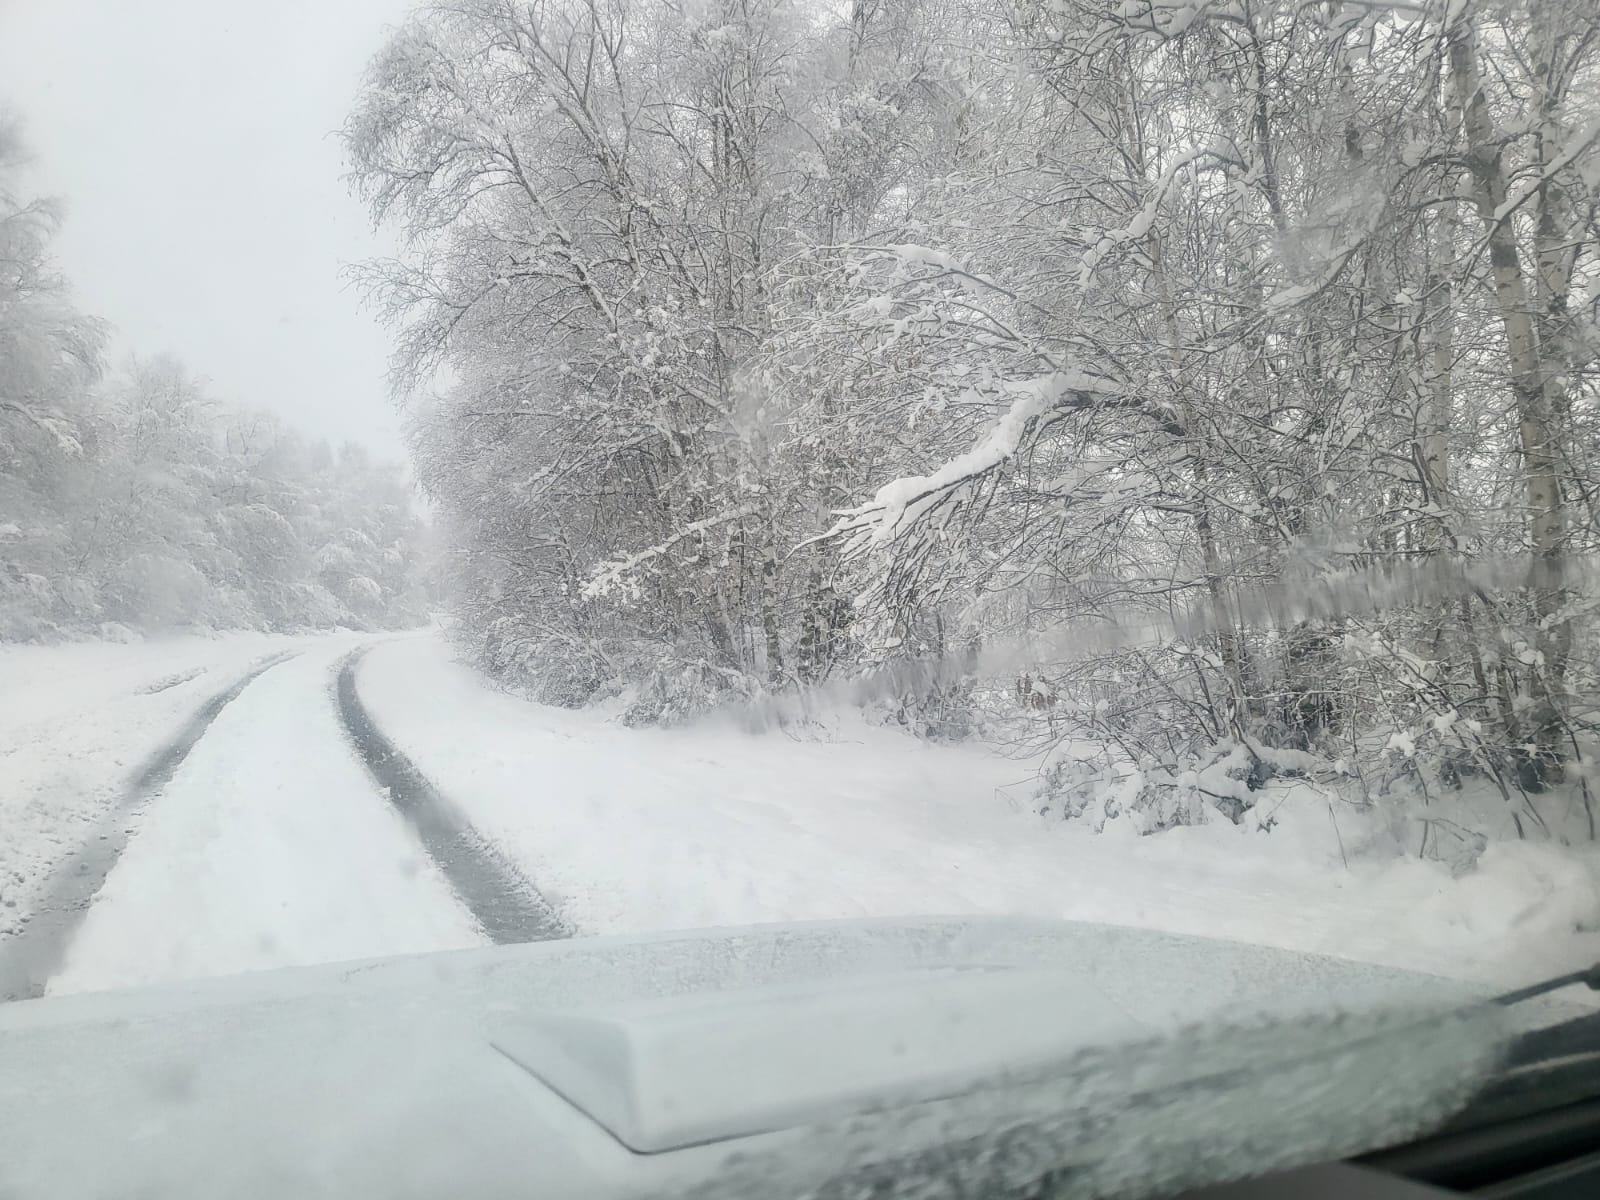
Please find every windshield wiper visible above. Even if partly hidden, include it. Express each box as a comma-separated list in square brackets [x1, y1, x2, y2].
[1492, 963, 1600, 1008]
[1359, 964, 1600, 1192]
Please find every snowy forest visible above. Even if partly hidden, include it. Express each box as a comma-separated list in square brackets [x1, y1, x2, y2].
[0, 121, 430, 641]
[6, 0, 1600, 850]
[342, 0, 1600, 841]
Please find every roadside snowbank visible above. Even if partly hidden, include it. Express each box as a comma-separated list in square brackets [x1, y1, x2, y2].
[0, 633, 320, 936]
[358, 635, 1600, 988]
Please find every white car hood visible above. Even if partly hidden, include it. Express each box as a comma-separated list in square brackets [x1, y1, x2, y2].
[0, 917, 1511, 1199]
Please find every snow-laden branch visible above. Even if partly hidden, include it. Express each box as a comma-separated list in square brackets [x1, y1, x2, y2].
[1260, 193, 1390, 313]
[1492, 116, 1600, 225]
[842, 243, 1020, 301]
[1079, 146, 1213, 288]
[582, 504, 759, 599]
[1, 400, 84, 456]
[823, 370, 1123, 555]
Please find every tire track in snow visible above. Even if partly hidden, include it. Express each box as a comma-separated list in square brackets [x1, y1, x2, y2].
[0, 652, 299, 1002]
[335, 646, 570, 945]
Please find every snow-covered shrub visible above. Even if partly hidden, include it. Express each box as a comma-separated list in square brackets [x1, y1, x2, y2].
[620, 653, 763, 727]
[0, 566, 53, 641]
[1033, 742, 1253, 834]
[341, 574, 385, 617]
[476, 620, 612, 709]
[869, 681, 983, 742]
[283, 581, 352, 630]
[104, 554, 216, 628]
[1032, 757, 1110, 823]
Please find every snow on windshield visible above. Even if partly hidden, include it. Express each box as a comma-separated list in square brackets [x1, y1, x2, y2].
[1, 0, 1598, 1042]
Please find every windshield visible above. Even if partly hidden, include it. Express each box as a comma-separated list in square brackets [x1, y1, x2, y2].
[2, 0, 1599, 1193]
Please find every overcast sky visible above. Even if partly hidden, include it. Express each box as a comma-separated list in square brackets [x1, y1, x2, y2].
[0, 0, 416, 459]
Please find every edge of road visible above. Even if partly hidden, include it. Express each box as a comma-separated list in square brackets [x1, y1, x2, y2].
[334, 643, 572, 946]
[0, 651, 299, 1003]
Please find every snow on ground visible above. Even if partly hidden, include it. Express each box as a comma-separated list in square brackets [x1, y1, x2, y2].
[0, 632, 322, 937]
[47, 642, 484, 996]
[359, 634, 1600, 989]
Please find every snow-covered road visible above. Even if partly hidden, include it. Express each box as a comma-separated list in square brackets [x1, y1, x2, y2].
[4, 629, 1598, 1002]
[45, 644, 486, 995]
[0, 632, 323, 939]
[1, 635, 494, 999]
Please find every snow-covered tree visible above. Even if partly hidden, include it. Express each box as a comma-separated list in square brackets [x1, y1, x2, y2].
[0, 118, 432, 640]
[819, 0, 1600, 810]
[348, 0, 896, 709]
[349, 0, 1600, 845]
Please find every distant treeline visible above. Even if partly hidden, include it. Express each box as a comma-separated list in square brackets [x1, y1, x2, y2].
[1, 118, 428, 641]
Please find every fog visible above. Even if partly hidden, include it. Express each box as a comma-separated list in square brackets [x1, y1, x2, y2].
[0, 0, 413, 455]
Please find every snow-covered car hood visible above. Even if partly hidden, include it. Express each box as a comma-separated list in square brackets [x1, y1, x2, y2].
[0, 917, 1513, 1200]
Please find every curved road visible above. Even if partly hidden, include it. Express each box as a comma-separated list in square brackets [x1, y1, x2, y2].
[0, 640, 565, 1001]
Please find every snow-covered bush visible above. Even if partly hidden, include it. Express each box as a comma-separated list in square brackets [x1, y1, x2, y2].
[1032, 741, 1255, 835]
[472, 619, 613, 709]
[619, 653, 764, 728]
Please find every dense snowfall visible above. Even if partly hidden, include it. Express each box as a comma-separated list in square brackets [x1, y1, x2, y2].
[4, 0, 1600, 994]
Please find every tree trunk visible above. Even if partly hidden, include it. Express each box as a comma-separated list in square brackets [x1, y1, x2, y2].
[760, 532, 784, 687]
[1447, 14, 1570, 787]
